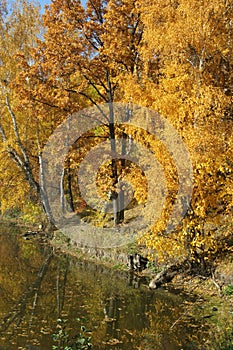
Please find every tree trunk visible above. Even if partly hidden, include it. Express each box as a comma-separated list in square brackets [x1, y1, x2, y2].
[118, 187, 124, 223]
[66, 159, 74, 212]
[118, 131, 128, 223]
[108, 99, 120, 225]
[1, 97, 54, 226]
[60, 161, 75, 213]
[60, 167, 65, 213]
[38, 153, 54, 224]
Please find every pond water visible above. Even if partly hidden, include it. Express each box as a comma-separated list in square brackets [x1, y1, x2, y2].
[0, 223, 212, 350]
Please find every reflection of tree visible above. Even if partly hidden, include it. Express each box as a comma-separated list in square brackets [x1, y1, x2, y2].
[0, 252, 53, 336]
[127, 273, 149, 289]
[102, 295, 120, 336]
[100, 289, 154, 345]
[56, 256, 69, 319]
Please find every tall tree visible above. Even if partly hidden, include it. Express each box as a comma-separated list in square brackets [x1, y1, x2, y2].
[22, 0, 144, 225]
[0, 0, 54, 223]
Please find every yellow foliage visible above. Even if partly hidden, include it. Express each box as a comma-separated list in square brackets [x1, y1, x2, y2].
[1, 0, 232, 264]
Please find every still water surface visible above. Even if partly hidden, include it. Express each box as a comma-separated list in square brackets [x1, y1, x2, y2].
[0, 223, 208, 350]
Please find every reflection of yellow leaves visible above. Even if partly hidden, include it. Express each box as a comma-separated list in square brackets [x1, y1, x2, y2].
[103, 338, 123, 345]
[124, 329, 134, 336]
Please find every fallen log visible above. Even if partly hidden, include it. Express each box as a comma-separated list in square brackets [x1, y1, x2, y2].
[149, 249, 220, 289]
[149, 261, 187, 289]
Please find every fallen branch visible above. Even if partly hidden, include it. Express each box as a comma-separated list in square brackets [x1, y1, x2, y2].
[149, 260, 190, 289]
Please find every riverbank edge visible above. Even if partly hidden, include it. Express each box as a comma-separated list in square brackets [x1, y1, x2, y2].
[49, 229, 233, 295]
[5, 217, 233, 298]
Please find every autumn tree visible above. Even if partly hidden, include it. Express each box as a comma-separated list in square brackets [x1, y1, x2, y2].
[0, 0, 54, 223]
[21, 0, 145, 225]
[2, 0, 232, 268]
[130, 0, 233, 264]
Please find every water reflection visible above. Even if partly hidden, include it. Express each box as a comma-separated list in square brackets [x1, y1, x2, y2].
[0, 223, 206, 349]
